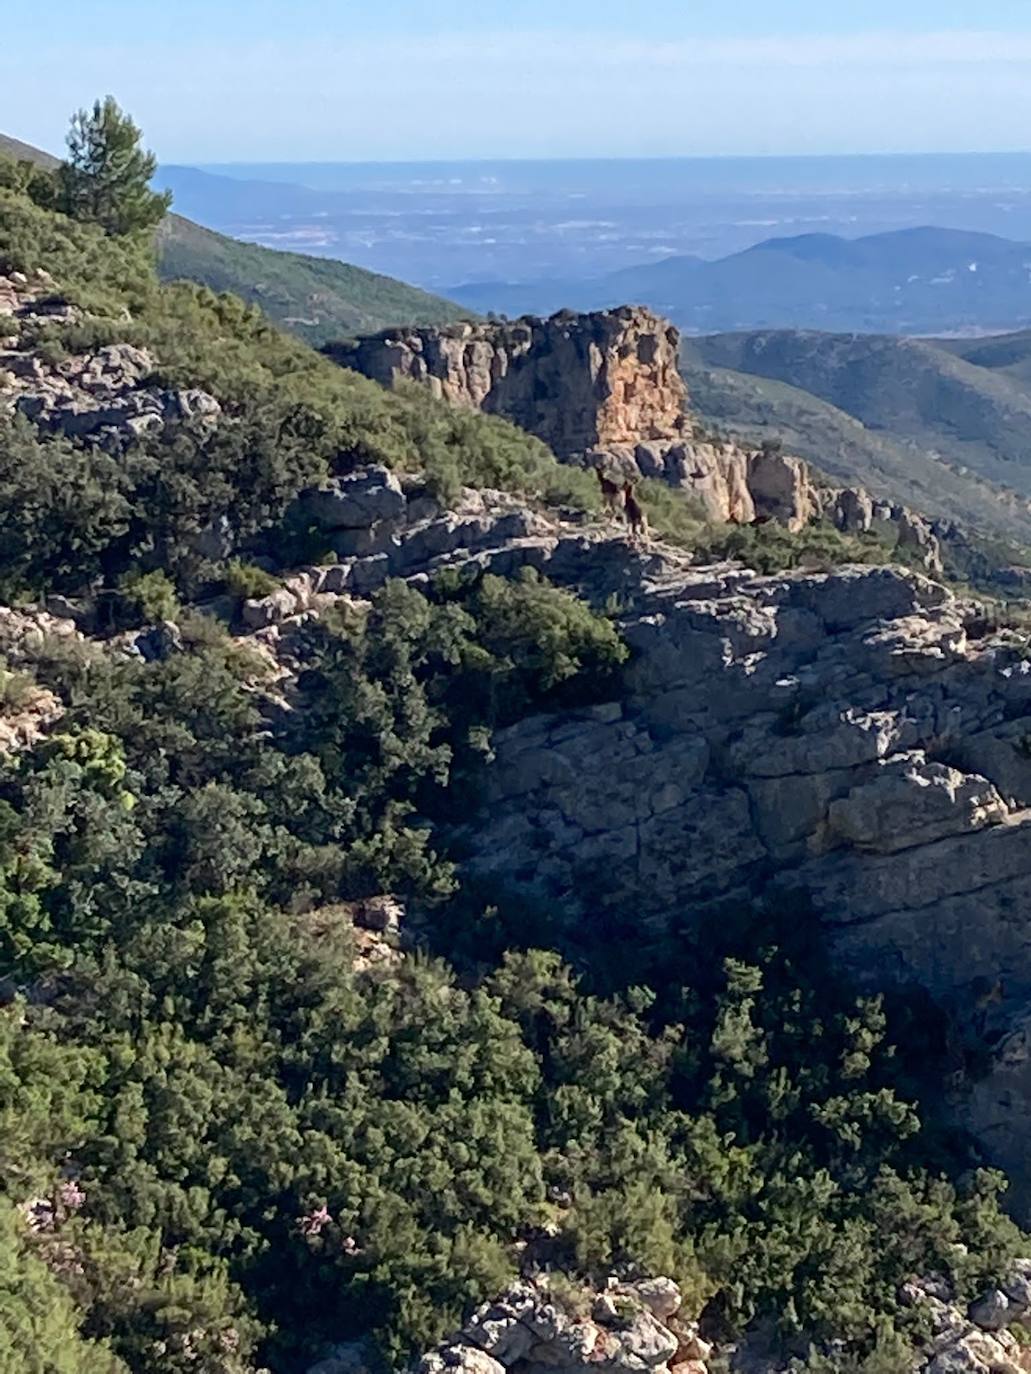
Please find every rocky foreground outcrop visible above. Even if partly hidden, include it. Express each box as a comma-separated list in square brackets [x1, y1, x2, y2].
[453, 550, 1031, 1213]
[198, 474, 1031, 1218]
[0, 451, 1027, 1208]
[0, 269, 220, 445]
[309, 1268, 1031, 1373]
[328, 307, 944, 572]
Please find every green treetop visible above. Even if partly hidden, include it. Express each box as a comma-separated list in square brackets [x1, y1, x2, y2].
[57, 96, 172, 236]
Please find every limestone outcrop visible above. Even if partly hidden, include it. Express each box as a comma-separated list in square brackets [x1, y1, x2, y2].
[0, 270, 220, 448]
[222, 477, 1013, 1206]
[308, 1268, 1031, 1374]
[327, 308, 689, 459]
[901, 1266, 1031, 1373]
[328, 307, 943, 573]
[649, 439, 942, 569]
[420, 1278, 687, 1374]
[0, 606, 82, 754]
[309, 1278, 710, 1374]
[150, 471, 1031, 1214]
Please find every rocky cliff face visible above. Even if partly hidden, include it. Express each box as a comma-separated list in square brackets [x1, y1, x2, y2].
[446, 550, 1031, 1212]
[157, 471, 1026, 1214]
[328, 306, 944, 573]
[327, 307, 689, 459]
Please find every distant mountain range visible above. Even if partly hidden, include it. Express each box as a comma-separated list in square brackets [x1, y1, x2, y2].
[147, 163, 1031, 339]
[0, 136, 465, 344]
[451, 227, 1031, 336]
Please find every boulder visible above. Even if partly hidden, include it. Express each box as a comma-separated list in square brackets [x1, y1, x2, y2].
[163, 388, 221, 423]
[241, 587, 298, 629]
[968, 1288, 1015, 1332]
[120, 620, 184, 663]
[296, 466, 406, 530]
[356, 895, 404, 935]
[598, 1311, 679, 1372]
[319, 564, 354, 594]
[1001, 1260, 1031, 1311]
[746, 448, 819, 531]
[924, 1330, 1023, 1372]
[420, 1346, 507, 1374]
[897, 506, 945, 574]
[628, 1277, 681, 1321]
[833, 486, 875, 534]
[827, 757, 1008, 854]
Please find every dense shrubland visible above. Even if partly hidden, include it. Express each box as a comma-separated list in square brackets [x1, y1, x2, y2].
[3, 584, 1023, 1373]
[0, 112, 1027, 1374]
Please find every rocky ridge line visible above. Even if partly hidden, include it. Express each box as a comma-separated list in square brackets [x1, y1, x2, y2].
[0, 277, 945, 576]
[326, 307, 944, 572]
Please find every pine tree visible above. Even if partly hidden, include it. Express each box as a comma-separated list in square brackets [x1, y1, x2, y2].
[57, 97, 171, 236]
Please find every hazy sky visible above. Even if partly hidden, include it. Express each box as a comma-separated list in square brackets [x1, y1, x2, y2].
[6, 1, 1031, 161]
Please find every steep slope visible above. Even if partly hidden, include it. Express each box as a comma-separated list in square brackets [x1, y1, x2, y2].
[686, 328, 1031, 505]
[680, 348, 1031, 547]
[6, 164, 1031, 1374]
[0, 132, 59, 167]
[1, 131, 467, 343]
[155, 214, 463, 344]
[938, 327, 1031, 384]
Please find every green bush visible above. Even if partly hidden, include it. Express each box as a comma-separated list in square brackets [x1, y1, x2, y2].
[223, 559, 280, 604]
[0, 1201, 126, 1374]
[119, 568, 180, 624]
[695, 519, 892, 574]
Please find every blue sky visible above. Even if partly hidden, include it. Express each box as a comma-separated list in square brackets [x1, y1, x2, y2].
[6, 1, 1031, 161]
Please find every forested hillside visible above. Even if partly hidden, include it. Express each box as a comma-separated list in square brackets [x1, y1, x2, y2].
[155, 215, 463, 344]
[1, 107, 1029, 1374]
